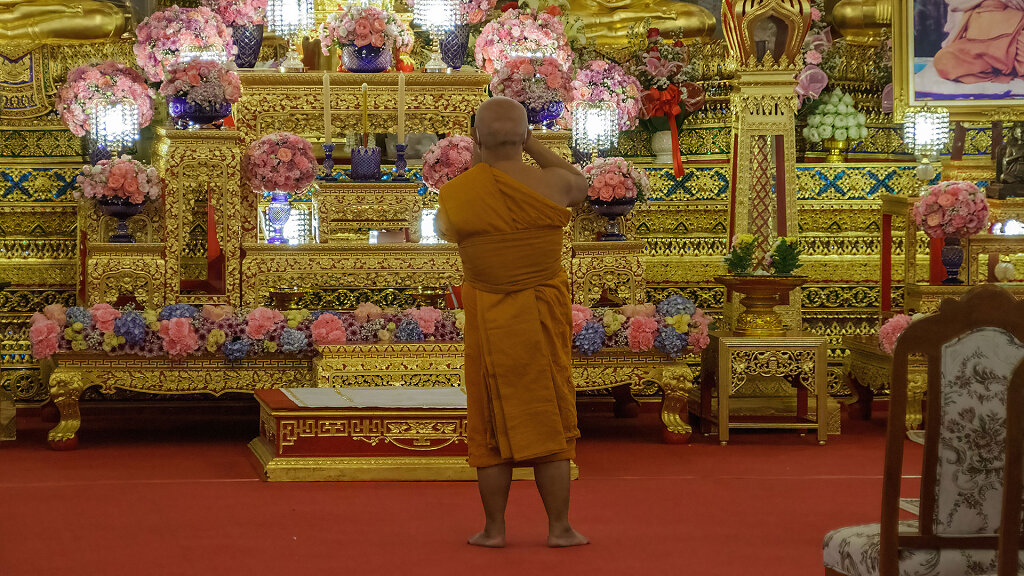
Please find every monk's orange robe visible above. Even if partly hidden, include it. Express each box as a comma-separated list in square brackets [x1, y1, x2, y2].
[934, 0, 1024, 84]
[436, 163, 579, 468]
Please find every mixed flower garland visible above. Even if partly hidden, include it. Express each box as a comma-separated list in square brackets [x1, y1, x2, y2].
[159, 60, 242, 109]
[200, 0, 268, 26]
[912, 180, 990, 239]
[56, 61, 154, 138]
[134, 6, 236, 82]
[30, 298, 711, 360]
[76, 156, 163, 204]
[243, 132, 318, 194]
[582, 157, 649, 203]
[570, 60, 642, 132]
[317, 5, 413, 53]
[422, 135, 475, 191]
[474, 7, 573, 74]
[489, 56, 572, 110]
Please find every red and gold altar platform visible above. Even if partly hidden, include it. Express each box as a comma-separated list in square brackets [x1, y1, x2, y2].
[249, 386, 579, 481]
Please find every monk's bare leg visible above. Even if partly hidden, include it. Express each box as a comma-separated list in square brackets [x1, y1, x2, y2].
[469, 463, 512, 547]
[534, 460, 589, 547]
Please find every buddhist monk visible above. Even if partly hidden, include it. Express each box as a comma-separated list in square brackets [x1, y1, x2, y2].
[933, 0, 1024, 83]
[435, 97, 589, 548]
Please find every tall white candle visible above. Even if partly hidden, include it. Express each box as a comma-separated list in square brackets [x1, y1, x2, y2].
[397, 72, 406, 144]
[323, 73, 332, 145]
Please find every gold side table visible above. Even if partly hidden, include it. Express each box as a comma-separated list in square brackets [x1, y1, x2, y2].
[844, 335, 928, 431]
[697, 331, 829, 445]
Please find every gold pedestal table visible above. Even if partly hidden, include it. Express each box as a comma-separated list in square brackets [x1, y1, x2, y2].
[843, 335, 928, 431]
[696, 331, 829, 445]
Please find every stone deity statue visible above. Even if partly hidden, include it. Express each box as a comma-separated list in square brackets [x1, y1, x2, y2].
[0, 0, 129, 41]
[570, 0, 716, 47]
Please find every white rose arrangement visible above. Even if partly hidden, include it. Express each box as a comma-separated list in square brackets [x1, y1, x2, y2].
[802, 89, 867, 143]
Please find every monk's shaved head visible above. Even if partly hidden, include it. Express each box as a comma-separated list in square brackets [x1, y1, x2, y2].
[474, 97, 528, 152]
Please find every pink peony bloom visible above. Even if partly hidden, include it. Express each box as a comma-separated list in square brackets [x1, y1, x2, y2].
[246, 307, 284, 339]
[406, 306, 443, 334]
[90, 303, 122, 333]
[159, 318, 200, 358]
[626, 316, 658, 352]
[311, 313, 347, 345]
[571, 304, 593, 335]
[43, 304, 67, 327]
[30, 318, 60, 359]
[805, 50, 822, 65]
[878, 314, 913, 354]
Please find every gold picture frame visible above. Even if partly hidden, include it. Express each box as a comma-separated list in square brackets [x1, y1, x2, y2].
[893, 0, 1024, 121]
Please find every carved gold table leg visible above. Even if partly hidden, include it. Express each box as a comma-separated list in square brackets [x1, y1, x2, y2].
[905, 373, 927, 432]
[657, 365, 695, 444]
[47, 369, 88, 450]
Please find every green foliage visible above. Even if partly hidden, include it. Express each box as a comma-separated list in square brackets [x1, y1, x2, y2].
[768, 237, 802, 275]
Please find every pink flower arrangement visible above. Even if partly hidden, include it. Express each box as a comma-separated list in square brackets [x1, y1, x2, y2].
[160, 59, 242, 108]
[422, 135, 475, 191]
[582, 157, 650, 203]
[134, 6, 236, 82]
[489, 56, 573, 110]
[55, 61, 155, 138]
[627, 29, 695, 91]
[689, 309, 711, 352]
[43, 304, 67, 327]
[311, 314, 347, 345]
[570, 60, 643, 131]
[878, 314, 913, 354]
[90, 303, 122, 333]
[571, 304, 592, 335]
[159, 318, 200, 358]
[627, 316, 658, 352]
[246, 307, 284, 339]
[406, 306, 443, 334]
[201, 0, 267, 26]
[405, 0, 496, 23]
[474, 8, 574, 75]
[354, 302, 384, 323]
[76, 156, 163, 204]
[29, 314, 60, 359]
[912, 181, 990, 239]
[797, 0, 832, 103]
[318, 5, 413, 54]
[243, 132, 317, 194]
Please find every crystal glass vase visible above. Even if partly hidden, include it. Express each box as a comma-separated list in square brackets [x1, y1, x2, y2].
[340, 44, 392, 73]
[440, 25, 469, 70]
[525, 100, 564, 130]
[168, 97, 232, 130]
[588, 198, 637, 241]
[232, 24, 264, 68]
[98, 197, 145, 243]
[941, 236, 965, 285]
[266, 191, 291, 244]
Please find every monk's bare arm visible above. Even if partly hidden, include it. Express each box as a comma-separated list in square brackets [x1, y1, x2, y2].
[524, 136, 589, 207]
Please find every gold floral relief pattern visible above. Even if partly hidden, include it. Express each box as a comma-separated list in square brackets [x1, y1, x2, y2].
[0, 126, 82, 158]
[315, 343, 465, 388]
[571, 241, 646, 305]
[84, 244, 167, 307]
[316, 181, 422, 241]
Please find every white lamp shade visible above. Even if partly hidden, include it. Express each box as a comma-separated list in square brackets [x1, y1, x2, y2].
[89, 100, 140, 152]
[903, 106, 949, 158]
[571, 101, 617, 155]
[267, 0, 314, 38]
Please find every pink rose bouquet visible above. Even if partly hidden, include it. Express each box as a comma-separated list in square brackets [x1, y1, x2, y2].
[489, 56, 573, 110]
[318, 6, 412, 54]
[76, 156, 163, 204]
[878, 314, 913, 354]
[160, 59, 242, 109]
[159, 318, 200, 358]
[243, 132, 317, 193]
[422, 135, 475, 191]
[55, 61, 155, 138]
[474, 8, 573, 74]
[582, 157, 650, 203]
[405, 0, 496, 23]
[134, 6, 236, 82]
[570, 60, 643, 131]
[201, 0, 267, 26]
[29, 314, 61, 359]
[912, 181, 990, 239]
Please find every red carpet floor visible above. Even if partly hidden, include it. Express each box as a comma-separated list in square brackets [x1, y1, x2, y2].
[0, 401, 922, 576]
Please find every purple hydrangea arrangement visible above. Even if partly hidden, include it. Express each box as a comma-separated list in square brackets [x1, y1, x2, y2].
[394, 318, 424, 342]
[573, 321, 605, 356]
[280, 328, 307, 353]
[654, 325, 688, 358]
[222, 338, 250, 361]
[158, 304, 199, 320]
[113, 312, 147, 347]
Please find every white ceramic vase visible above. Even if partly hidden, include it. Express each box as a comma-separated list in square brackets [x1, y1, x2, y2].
[651, 130, 674, 164]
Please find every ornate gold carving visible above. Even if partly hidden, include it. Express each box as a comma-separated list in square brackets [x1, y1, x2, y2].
[84, 243, 168, 307]
[657, 365, 695, 435]
[279, 416, 467, 450]
[241, 243, 463, 308]
[315, 343, 465, 388]
[571, 241, 646, 305]
[572, 347, 700, 392]
[316, 181, 422, 241]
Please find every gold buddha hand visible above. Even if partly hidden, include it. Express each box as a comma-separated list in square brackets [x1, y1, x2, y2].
[0, 0, 128, 41]
[570, 0, 716, 46]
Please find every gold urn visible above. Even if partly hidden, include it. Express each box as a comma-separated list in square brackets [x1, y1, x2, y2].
[715, 275, 808, 336]
[822, 137, 850, 163]
[832, 0, 892, 46]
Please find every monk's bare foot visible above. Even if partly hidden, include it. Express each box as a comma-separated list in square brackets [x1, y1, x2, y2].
[547, 528, 589, 548]
[468, 531, 506, 548]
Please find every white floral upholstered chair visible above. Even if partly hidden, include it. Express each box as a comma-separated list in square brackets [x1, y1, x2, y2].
[823, 284, 1024, 576]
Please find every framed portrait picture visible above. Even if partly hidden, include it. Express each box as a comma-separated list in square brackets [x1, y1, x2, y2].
[893, 0, 1024, 119]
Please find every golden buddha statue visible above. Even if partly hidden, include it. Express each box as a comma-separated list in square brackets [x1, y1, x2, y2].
[0, 0, 129, 41]
[571, 0, 716, 48]
[832, 0, 891, 46]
